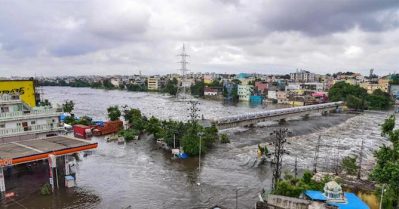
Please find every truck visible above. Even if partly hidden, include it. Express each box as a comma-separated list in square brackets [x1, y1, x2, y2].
[73, 124, 92, 139]
[92, 120, 123, 136]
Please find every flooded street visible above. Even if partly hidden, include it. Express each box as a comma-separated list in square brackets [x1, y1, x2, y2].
[7, 87, 392, 209]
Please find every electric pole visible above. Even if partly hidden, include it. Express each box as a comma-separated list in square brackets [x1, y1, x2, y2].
[313, 135, 321, 173]
[270, 128, 290, 190]
[357, 138, 365, 180]
[294, 157, 298, 179]
[187, 101, 200, 123]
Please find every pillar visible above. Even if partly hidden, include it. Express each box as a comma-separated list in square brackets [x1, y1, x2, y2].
[48, 154, 58, 191]
[0, 167, 5, 196]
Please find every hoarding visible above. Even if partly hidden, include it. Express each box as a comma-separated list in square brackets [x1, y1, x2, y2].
[0, 80, 36, 107]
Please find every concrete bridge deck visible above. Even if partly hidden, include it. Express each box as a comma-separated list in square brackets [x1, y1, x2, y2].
[214, 102, 343, 129]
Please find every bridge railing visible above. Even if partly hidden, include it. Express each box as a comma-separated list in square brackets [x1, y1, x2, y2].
[216, 102, 343, 124]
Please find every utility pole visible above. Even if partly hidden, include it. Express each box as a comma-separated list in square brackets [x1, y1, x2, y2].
[271, 128, 290, 190]
[357, 138, 365, 180]
[313, 135, 321, 173]
[294, 157, 298, 179]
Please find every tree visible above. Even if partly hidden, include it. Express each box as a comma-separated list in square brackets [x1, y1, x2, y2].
[220, 133, 230, 143]
[341, 156, 359, 175]
[190, 80, 205, 97]
[62, 100, 75, 113]
[368, 89, 393, 110]
[382, 115, 395, 136]
[370, 115, 399, 209]
[107, 106, 121, 121]
[163, 78, 178, 95]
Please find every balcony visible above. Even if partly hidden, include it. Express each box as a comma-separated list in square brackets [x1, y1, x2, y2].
[0, 108, 60, 122]
[0, 124, 64, 138]
[0, 95, 22, 104]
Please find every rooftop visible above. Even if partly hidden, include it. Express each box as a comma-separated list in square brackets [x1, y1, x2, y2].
[0, 136, 97, 166]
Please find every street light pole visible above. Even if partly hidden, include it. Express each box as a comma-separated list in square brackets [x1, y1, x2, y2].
[379, 184, 385, 209]
[198, 132, 203, 186]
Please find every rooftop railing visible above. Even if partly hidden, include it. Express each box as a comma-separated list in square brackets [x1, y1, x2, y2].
[0, 108, 60, 121]
[0, 123, 63, 138]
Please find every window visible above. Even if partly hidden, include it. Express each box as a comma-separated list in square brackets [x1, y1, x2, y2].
[16, 122, 21, 127]
[0, 123, 5, 128]
[31, 121, 36, 125]
[1, 106, 9, 113]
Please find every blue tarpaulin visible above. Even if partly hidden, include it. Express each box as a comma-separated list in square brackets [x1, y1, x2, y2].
[327, 193, 370, 209]
[304, 190, 369, 209]
[93, 121, 104, 127]
[304, 190, 327, 201]
[178, 153, 189, 159]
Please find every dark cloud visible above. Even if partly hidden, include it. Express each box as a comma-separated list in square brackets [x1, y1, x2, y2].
[258, 0, 399, 36]
[0, 0, 399, 76]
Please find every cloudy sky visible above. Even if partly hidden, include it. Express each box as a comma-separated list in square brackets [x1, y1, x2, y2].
[1, 0, 399, 76]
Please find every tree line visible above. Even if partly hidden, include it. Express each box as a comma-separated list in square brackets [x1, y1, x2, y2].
[328, 82, 393, 110]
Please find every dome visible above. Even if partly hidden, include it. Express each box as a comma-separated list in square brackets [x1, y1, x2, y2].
[324, 181, 342, 192]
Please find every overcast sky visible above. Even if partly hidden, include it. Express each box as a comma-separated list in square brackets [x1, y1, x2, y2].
[1, 0, 399, 77]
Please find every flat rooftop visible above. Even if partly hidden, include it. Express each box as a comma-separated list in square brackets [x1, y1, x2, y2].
[0, 136, 97, 166]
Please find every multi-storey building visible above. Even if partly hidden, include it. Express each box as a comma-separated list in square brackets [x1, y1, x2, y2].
[237, 85, 253, 101]
[0, 94, 63, 143]
[147, 77, 160, 90]
[290, 70, 316, 83]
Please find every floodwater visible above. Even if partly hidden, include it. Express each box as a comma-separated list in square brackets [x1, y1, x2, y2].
[6, 87, 390, 209]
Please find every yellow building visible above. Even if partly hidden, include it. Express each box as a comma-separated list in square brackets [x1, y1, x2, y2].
[147, 77, 159, 90]
[378, 77, 390, 93]
[360, 83, 381, 94]
[0, 80, 37, 107]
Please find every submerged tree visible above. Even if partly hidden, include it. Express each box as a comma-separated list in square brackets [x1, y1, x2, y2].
[370, 115, 399, 209]
[107, 106, 121, 121]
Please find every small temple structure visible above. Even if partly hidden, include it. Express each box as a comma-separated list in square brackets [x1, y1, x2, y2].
[304, 181, 369, 209]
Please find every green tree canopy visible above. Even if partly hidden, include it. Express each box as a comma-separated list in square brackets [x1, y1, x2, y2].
[107, 106, 121, 121]
[62, 100, 75, 113]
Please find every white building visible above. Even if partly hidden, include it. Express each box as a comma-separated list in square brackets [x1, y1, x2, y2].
[238, 85, 253, 101]
[0, 94, 63, 143]
[290, 70, 316, 83]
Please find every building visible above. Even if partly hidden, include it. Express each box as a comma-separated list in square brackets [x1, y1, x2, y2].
[300, 83, 325, 92]
[147, 77, 160, 90]
[203, 74, 214, 85]
[255, 81, 268, 95]
[0, 94, 63, 143]
[290, 70, 316, 83]
[0, 80, 38, 107]
[277, 91, 289, 104]
[110, 77, 120, 87]
[237, 85, 253, 101]
[0, 93, 98, 198]
[303, 181, 369, 209]
[204, 87, 218, 96]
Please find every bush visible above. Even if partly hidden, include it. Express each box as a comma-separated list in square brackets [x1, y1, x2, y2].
[119, 129, 138, 142]
[220, 133, 230, 143]
[40, 183, 52, 196]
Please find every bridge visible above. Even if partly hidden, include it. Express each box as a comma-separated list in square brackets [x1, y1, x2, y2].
[213, 102, 343, 130]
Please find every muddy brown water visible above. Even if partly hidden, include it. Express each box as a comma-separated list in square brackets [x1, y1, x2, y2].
[4, 87, 388, 209]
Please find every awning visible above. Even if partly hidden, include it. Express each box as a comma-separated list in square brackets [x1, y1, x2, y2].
[0, 136, 98, 166]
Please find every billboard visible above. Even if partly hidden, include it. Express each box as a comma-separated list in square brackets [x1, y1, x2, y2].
[0, 80, 36, 107]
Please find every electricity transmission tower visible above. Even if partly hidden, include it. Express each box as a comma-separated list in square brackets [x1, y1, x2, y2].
[176, 44, 192, 101]
[270, 128, 290, 190]
[187, 100, 200, 123]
